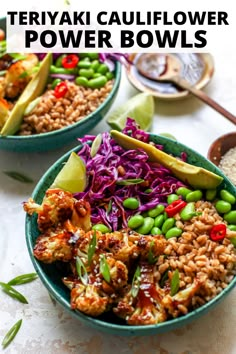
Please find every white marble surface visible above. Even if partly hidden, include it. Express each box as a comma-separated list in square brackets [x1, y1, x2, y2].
[0, 52, 236, 354]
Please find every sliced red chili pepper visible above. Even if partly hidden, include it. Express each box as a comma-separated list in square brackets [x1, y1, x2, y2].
[62, 54, 79, 69]
[54, 82, 68, 99]
[210, 224, 226, 242]
[165, 200, 187, 217]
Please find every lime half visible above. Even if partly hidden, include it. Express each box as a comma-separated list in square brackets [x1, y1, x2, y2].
[106, 93, 154, 131]
[51, 152, 87, 193]
[159, 132, 177, 140]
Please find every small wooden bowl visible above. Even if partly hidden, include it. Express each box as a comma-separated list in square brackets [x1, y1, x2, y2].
[207, 132, 236, 166]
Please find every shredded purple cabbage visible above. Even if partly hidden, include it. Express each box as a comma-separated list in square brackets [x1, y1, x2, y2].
[99, 53, 133, 71]
[75, 119, 186, 231]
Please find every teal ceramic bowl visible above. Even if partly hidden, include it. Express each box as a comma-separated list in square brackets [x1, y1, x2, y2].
[0, 18, 121, 152]
[25, 135, 236, 336]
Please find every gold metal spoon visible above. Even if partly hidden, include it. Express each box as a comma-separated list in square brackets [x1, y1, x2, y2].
[136, 53, 236, 125]
[110, 130, 223, 189]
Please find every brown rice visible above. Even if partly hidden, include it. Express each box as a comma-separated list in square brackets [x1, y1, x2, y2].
[18, 80, 113, 135]
[157, 200, 236, 315]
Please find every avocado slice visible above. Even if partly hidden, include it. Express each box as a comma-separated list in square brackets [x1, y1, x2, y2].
[0, 99, 9, 129]
[0, 53, 52, 136]
[110, 130, 223, 189]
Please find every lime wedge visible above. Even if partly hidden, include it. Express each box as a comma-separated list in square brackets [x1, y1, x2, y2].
[51, 152, 87, 193]
[106, 93, 154, 131]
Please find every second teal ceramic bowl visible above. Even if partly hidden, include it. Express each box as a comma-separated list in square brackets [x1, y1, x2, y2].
[25, 134, 236, 336]
[0, 63, 121, 152]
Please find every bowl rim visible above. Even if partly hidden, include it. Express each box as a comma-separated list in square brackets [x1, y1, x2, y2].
[207, 131, 236, 165]
[0, 62, 121, 142]
[25, 134, 236, 335]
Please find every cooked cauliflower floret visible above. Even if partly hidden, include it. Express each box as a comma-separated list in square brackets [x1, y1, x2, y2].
[24, 189, 91, 232]
[70, 283, 110, 317]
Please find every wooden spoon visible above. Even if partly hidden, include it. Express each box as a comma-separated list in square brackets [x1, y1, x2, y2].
[136, 53, 236, 125]
[110, 130, 223, 189]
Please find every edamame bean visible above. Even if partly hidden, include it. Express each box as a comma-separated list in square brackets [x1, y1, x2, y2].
[123, 197, 139, 209]
[165, 227, 183, 239]
[75, 77, 89, 87]
[223, 210, 236, 224]
[88, 53, 99, 60]
[154, 214, 165, 228]
[186, 190, 203, 202]
[77, 60, 91, 69]
[180, 202, 196, 221]
[148, 204, 165, 218]
[87, 76, 108, 88]
[144, 188, 152, 194]
[106, 72, 114, 80]
[128, 215, 144, 229]
[136, 217, 154, 235]
[91, 60, 100, 71]
[206, 189, 217, 201]
[155, 204, 165, 215]
[55, 54, 66, 67]
[50, 65, 77, 75]
[79, 53, 98, 60]
[220, 189, 236, 205]
[79, 68, 94, 79]
[176, 187, 192, 198]
[162, 218, 175, 234]
[151, 227, 162, 235]
[97, 63, 109, 74]
[93, 73, 102, 78]
[215, 200, 232, 214]
[82, 57, 91, 61]
[167, 194, 179, 204]
[228, 225, 236, 231]
[51, 78, 62, 89]
[92, 224, 111, 233]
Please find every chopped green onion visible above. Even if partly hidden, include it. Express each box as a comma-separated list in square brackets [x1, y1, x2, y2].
[7, 273, 38, 286]
[90, 134, 102, 158]
[131, 266, 141, 298]
[160, 269, 169, 288]
[87, 231, 97, 265]
[76, 256, 88, 285]
[0, 282, 28, 304]
[116, 178, 144, 186]
[148, 240, 158, 264]
[9, 53, 27, 61]
[106, 200, 112, 214]
[0, 70, 6, 76]
[18, 71, 29, 79]
[99, 254, 110, 283]
[3, 171, 34, 183]
[0, 40, 6, 57]
[170, 269, 180, 296]
[1, 319, 22, 349]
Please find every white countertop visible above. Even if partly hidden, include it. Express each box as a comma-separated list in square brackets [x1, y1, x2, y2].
[0, 52, 236, 354]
